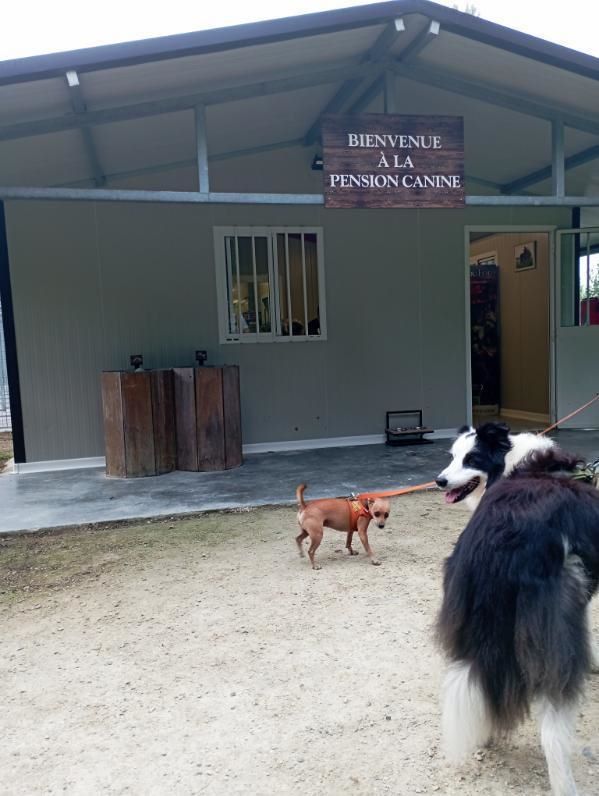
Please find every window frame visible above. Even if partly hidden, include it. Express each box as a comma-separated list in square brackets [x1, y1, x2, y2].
[213, 226, 327, 344]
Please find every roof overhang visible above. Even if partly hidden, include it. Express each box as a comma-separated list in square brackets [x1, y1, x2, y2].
[0, 0, 599, 205]
[2, 0, 599, 87]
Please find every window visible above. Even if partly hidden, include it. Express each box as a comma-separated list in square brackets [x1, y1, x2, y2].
[214, 227, 326, 343]
[560, 229, 599, 326]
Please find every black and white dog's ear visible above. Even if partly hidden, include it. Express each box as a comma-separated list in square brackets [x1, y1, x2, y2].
[476, 422, 511, 451]
[456, 424, 472, 435]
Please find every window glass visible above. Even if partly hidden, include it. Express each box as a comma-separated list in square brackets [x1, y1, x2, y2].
[304, 233, 321, 336]
[217, 228, 325, 342]
[276, 233, 289, 335]
[254, 236, 270, 333]
[560, 230, 599, 327]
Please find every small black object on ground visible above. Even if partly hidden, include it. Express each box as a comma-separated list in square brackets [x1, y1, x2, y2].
[385, 409, 434, 446]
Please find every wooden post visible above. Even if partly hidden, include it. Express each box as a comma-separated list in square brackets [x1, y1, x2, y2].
[173, 367, 198, 471]
[223, 366, 243, 469]
[173, 365, 242, 472]
[101, 369, 176, 477]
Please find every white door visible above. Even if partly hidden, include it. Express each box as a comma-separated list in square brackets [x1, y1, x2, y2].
[555, 227, 599, 428]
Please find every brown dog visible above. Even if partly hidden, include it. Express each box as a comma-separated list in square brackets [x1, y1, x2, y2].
[295, 484, 390, 570]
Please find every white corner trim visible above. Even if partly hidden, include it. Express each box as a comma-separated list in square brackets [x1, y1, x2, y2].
[243, 428, 456, 454]
[242, 434, 386, 454]
[10, 428, 459, 473]
[12, 456, 106, 475]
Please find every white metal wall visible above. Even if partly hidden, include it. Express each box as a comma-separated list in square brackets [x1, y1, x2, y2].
[0, 299, 11, 431]
[5, 200, 570, 462]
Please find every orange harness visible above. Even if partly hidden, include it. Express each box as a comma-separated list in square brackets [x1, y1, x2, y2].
[347, 499, 371, 531]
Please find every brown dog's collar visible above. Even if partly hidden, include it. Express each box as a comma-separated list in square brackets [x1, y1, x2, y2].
[347, 499, 371, 531]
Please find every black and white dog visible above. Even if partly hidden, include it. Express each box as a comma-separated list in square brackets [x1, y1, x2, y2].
[436, 422, 555, 511]
[436, 447, 599, 796]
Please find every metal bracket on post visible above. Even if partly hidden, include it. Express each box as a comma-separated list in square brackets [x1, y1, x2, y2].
[399, 19, 440, 65]
[65, 69, 106, 187]
[552, 119, 565, 197]
[349, 18, 440, 115]
[195, 104, 210, 193]
[303, 17, 405, 144]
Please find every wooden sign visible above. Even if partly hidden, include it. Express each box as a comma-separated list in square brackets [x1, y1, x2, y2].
[322, 113, 464, 209]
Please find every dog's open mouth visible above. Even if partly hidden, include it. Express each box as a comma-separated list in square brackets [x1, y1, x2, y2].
[444, 477, 480, 504]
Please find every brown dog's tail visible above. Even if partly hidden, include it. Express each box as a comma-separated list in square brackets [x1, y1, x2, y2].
[296, 484, 308, 509]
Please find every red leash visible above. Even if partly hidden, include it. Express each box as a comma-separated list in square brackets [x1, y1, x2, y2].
[356, 393, 599, 501]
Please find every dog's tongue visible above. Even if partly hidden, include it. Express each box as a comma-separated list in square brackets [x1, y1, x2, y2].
[445, 489, 461, 504]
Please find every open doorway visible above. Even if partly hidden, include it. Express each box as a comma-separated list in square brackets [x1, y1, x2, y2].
[468, 230, 551, 431]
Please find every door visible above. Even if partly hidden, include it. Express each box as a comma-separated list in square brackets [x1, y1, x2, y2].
[555, 227, 599, 428]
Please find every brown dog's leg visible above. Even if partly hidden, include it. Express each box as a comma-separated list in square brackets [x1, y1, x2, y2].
[295, 529, 308, 557]
[345, 531, 359, 555]
[304, 521, 323, 570]
[357, 526, 380, 566]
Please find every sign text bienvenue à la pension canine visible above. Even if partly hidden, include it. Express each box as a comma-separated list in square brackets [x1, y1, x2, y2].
[322, 114, 464, 209]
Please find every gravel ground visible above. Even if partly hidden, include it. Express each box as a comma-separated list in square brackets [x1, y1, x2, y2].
[1, 492, 598, 795]
[0, 431, 12, 471]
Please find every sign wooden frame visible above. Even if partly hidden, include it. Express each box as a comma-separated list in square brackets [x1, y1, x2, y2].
[322, 113, 464, 209]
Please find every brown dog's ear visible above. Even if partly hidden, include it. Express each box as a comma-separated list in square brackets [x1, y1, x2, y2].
[367, 498, 375, 506]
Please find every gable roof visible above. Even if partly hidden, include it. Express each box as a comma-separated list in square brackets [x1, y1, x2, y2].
[1, 0, 598, 86]
[1, 1, 598, 197]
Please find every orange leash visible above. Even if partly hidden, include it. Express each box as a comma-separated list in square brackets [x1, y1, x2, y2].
[537, 393, 599, 436]
[357, 481, 436, 501]
[356, 392, 599, 501]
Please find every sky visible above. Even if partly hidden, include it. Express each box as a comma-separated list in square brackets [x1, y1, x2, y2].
[1, 0, 598, 62]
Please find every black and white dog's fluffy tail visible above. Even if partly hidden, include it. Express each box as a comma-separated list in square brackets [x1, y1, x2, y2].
[437, 449, 599, 795]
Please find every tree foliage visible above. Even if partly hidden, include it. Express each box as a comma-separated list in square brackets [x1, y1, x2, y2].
[452, 3, 480, 15]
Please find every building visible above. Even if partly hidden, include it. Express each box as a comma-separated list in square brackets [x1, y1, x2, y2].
[1, 0, 598, 472]
[0, 300, 10, 430]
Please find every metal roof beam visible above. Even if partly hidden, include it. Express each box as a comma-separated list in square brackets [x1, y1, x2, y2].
[303, 17, 405, 146]
[465, 174, 502, 190]
[54, 137, 305, 188]
[65, 70, 106, 187]
[501, 142, 599, 194]
[0, 187, 325, 204]
[465, 195, 599, 206]
[53, 151, 498, 192]
[349, 18, 440, 114]
[0, 58, 385, 143]
[551, 119, 565, 197]
[396, 18, 440, 63]
[393, 61, 599, 137]
[383, 71, 398, 113]
[1, 186, 599, 206]
[195, 104, 209, 193]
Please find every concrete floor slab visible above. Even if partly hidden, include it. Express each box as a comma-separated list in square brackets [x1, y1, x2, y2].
[1, 430, 598, 534]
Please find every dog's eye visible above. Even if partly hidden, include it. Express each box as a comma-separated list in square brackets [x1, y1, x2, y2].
[384, 513, 389, 519]
[374, 511, 381, 517]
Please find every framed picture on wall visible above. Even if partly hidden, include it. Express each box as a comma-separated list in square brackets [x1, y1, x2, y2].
[514, 241, 537, 271]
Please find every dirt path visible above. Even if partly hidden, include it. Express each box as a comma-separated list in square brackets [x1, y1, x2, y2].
[0, 431, 12, 472]
[1, 494, 598, 795]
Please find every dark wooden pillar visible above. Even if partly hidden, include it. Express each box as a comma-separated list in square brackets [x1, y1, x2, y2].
[174, 365, 241, 472]
[102, 369, 176, 477]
